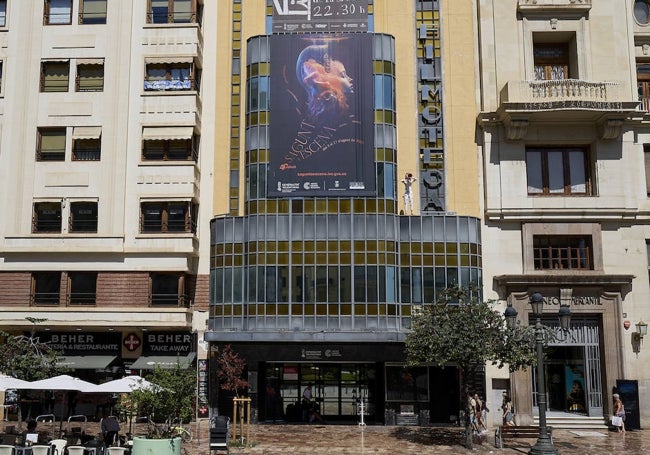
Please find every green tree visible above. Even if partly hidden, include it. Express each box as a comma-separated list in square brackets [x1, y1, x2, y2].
[404, 285, 536, 448]
[129, 363, 197, 429]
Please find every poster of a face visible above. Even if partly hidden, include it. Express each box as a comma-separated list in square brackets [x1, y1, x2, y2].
[268, 34, 376, 197]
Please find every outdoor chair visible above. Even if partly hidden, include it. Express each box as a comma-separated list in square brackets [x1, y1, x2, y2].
[0, 444, 15, 455]
[209, 415, 230, 454]
[49, 439, 67, 455]
[66, 446, 86, 455]
[29, 446, 50, 455]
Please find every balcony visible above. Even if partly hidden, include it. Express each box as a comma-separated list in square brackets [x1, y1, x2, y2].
[495, 79, 640, 140]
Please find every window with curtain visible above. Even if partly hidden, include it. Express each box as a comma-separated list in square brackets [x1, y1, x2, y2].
[0, 1, 6, 27]
[148, 0, 196, 24]
[45, 0, 72, 25]
[526, 147, 591, 196]
[41, 61, 70, 92]
[80, 0, 107, 24]
[76, 62, 104, 91]
[37, 128, 66, 161]
[144, 62, 195, 91]
[533, 42, 570, 81]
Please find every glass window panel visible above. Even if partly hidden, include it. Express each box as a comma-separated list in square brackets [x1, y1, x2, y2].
[340, 266, 351, 302]
[265, 266, 276, 302]
[569, 150, 586, 193]
[526, 150, 543, 194]
[223, 268, 233, 303]
[547, 151, 565, 193]
[400, 267, 411, 303]
[81, 0, 107, 24]
[0, 1, 6, 26]
[151, 0, 169, 23]
[49, 0, 72, 24]
[367, 266, 378, 303]
[173, 0, 193, 23]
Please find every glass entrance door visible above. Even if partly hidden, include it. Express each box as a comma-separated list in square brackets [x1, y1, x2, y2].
[264, 362, 376, 422]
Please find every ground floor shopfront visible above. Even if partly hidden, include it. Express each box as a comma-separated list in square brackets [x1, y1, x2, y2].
[492, 276, 639, 428]
[208, 342, 481, 426]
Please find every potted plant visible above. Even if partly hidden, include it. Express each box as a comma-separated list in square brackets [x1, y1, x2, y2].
[127, 363, 196, 455]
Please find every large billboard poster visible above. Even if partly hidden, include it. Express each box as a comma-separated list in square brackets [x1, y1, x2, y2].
[268, 34, 375, 197]
[272, 0, 369, 33]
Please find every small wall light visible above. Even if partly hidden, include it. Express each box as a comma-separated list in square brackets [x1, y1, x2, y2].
[632, 320, 647, 356]
[636, 320, 648, 339]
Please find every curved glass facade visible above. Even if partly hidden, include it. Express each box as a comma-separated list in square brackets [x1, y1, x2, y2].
[209, 34, 482, 341]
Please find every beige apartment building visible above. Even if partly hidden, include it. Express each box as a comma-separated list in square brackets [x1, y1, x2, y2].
[477, 0, 650, 429]
[0, 0, 215, 417]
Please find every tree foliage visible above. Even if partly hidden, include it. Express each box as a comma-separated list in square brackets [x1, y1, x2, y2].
[404, 286, 537, 448]
[405, 285, 536, 372]
[0, 330, 67, 381]
[129, 363, 197, 426]
[215, 345, 249, 397]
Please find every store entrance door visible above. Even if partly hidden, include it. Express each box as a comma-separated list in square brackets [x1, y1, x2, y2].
[532, 316, 603, 418]
[263, 362, 377, 423]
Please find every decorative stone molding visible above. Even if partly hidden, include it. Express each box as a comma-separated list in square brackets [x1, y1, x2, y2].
[505, 118, 529, 141]
[518, 0, 591, 16]
[597, 118, 625, 140]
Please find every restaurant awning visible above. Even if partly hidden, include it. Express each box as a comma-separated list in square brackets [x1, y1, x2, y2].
[57, 355, 117, 370]
[129, 352, 196, 370]
[142, 126, 194, 141]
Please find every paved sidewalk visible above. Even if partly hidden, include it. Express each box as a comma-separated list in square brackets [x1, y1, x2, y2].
[188, 422, 649, 455]
[4, 420, 648, 454]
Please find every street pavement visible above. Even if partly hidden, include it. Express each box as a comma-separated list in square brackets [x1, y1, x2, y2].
[3, 420, 649, 454]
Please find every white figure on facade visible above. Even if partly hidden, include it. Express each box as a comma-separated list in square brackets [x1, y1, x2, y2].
[401, 172, 417, 215]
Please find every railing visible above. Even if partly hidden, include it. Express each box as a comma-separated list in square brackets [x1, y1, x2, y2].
[151, 293, 189, 307]
[533, 246, 591, 270]
[144, 78, 195, 91]
[68, 292, 97, 305]
[640, 97, 650, 112]
[32, 292, 60, 305]
[501, 79, 626, 110]
[146, 12, 197, 24]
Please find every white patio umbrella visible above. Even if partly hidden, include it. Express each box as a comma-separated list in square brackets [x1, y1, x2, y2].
[28, 374, 97, 393]
[94, 375, 159, 393]
[0, 374, 32, 391]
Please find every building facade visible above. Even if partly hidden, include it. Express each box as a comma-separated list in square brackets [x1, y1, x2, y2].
[0, 0, 215, 416]
[206, 0, 482, 424]
[477, 0, 650, 428]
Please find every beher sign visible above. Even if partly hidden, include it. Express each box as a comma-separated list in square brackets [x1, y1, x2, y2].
[142, 331, 195, 355]
[35, 331, 121, 355]
[272, 0, 368, 33]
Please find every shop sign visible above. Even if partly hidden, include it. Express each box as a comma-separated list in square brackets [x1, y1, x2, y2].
[123, 333, 141, 351]
[142, 331, 195, 355]
[34, 331, 120, 355]
[545, 296, 602, 306]
[197, 359, 209, 418]
[300, 347, 343, 360]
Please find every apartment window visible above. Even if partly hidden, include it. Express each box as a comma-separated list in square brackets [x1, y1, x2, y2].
[533, 235, 593, 270]
[140, 201, 197, 233]
[638, 65, 650, 112]
[534, 43, 569, 81]
[76, 60, 104, 91]
[645, 145, 650, 196]
[0, 1, 6, 27]
[68, 272, 97, 305]
[41, 60, 70, 92]
[33, 202, 62, 233]
[144, 61, 198, 91]
[72, 126, 101, 160]
[148, 0, 196, 24]
[635, 0, 650, 25]
[69, 201, 98, 232]
[151, 273, 186, 306]
[647, 241, 650, 288]
[142, 127, 198, 161]
[37, 127, 66, 161]
[79, 0, 107, 24]
[526, 147, 591, 196]
[32, 272, 61, 305]
[0, 61, 3, 94]
[44, 0, 72, 25]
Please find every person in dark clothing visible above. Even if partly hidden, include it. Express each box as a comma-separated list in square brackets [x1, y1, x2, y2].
[101, 415, 120, 446]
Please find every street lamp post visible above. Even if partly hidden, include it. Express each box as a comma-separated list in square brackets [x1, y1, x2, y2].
[504, 292, 571, 455]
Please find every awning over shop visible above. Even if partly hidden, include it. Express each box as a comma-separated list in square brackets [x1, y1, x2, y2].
[129, 352, 196, 370]
[57, 355, 117, 370]
[142, 126, 194, 141]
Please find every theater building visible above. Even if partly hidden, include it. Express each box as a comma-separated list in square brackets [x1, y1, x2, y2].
[206, 0, 482, 423]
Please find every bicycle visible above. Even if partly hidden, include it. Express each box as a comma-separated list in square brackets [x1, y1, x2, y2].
[166, 417, 193, 443]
